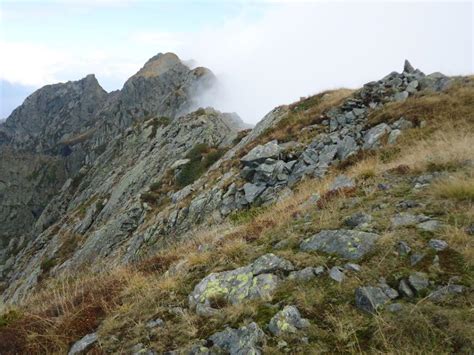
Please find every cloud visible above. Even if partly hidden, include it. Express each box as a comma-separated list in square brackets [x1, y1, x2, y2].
[178, 2, 473, 123]
[1, 2, 472, 123]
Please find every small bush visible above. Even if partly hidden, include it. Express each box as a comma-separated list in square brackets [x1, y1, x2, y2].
[175, 144, 226, 188]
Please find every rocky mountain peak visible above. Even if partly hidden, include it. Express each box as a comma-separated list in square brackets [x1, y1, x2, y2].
[133, 52, 182, 78]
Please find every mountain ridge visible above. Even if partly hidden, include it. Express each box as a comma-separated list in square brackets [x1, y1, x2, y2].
[0, 57, 473, 354]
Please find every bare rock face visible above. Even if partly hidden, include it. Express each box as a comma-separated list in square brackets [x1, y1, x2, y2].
[0, 74, 108, 154]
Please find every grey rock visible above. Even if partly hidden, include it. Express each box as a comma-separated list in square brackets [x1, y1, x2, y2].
[410, 253, 425, 266]
[189, 254, 292, 310]
[387, 129, 402, 145]
[68, 332, 98, 355]
[391, 213, 430, 228]
[243, 183, 266, 204]
[403, 60, 415, 73]
[387, 303, 403, 313]
[343, 212, 372, 229]
[250, 253, 295, 275]
[355, 286, 389, 313]
[208, 322, 265, 355]
[336, 135, 359, 160]
[329, 175, 356, 192]
[391, 117, 414, 130]
[288, 267, 319, 281]
[329, 266, 345, 282]
[419, 72, 452, 92]
[428, 284, 465, 302]
[344, 263, 361, 272]
[268, 305, 310, 336]
[398, 279, 414, 298]
[408, 272, 429, 293]
[363, 123, 391, 149]
[418, 220, 441, 232]
[241, 140, 282, 165]
[146, 318, 165, 328]
[300, 229, 380, 260]
[397, 241, 411, 256]
[428, 239, 448, 251]
[393, 91, 409, 102]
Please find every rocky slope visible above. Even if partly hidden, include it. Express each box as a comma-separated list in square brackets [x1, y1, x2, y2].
[0, 59, 473, 354]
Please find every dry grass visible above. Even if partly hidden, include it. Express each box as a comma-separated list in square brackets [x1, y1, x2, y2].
[0, 270, 128, 353]
[2, 77, 474, 354]
[431, 173, 474, 202]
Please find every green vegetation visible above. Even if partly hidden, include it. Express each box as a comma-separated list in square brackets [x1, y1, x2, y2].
[175, 143, 226, 188]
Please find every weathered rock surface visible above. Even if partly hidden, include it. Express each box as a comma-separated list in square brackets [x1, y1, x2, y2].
[268, 305, 310, 336]
[188, 254, 293, 311]
[355, 286, 389, 313]
[300, 229, 380, 260]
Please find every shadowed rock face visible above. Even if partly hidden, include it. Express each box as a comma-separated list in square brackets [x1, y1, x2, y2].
[0, 74, 108, 154]
[0, 53, 219, 282]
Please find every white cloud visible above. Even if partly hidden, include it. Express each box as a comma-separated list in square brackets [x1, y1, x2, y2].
[1, 2, 472, 123]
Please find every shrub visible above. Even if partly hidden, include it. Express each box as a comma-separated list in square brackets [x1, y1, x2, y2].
[175, 144, 226, 188]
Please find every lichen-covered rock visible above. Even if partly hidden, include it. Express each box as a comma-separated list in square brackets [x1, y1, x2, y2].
[268, 305, 310, 336]
[300, 229, 380, 260]
[329, 175, 356, 192]
[188, 254, 293, 310]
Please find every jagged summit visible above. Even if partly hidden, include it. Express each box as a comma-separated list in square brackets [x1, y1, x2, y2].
[134, 52, 183, 78]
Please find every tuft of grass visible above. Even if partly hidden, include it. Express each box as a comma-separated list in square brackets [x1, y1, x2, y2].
[431, 174, 474, 202]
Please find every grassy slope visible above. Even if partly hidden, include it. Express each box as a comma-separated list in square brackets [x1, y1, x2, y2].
[1, 79, 473, 354]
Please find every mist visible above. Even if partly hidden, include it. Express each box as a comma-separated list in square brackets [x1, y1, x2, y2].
[179, 2, 472, 124]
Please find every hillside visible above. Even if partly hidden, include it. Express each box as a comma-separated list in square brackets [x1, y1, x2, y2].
[0, 58, 473, 354]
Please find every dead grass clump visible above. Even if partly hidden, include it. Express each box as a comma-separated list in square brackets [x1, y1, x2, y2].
[431, 174, 474, 202]
[0, 271, 127, 354]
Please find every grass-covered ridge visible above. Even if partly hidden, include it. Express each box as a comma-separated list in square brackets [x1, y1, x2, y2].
[1, 79, 473, 353]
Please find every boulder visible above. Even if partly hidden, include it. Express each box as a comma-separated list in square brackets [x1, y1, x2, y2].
[243, 183, 266, 204]
[408, 272, 429, 293]
[418, 220, 441, 232]
[363, 123, 391, 150]
[207, 322, 265, 354]
[268, 305, 310, 336]
[300, 229, 380, 260]
[241, 140, 282, 166]
[355, 287, 389, 313]
[188, 254, 293, 310]
[329, 175, 356, 192]
[336, 136, 359, 160]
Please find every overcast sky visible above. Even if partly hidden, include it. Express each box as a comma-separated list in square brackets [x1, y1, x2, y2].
[0, 1, 472, 123]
